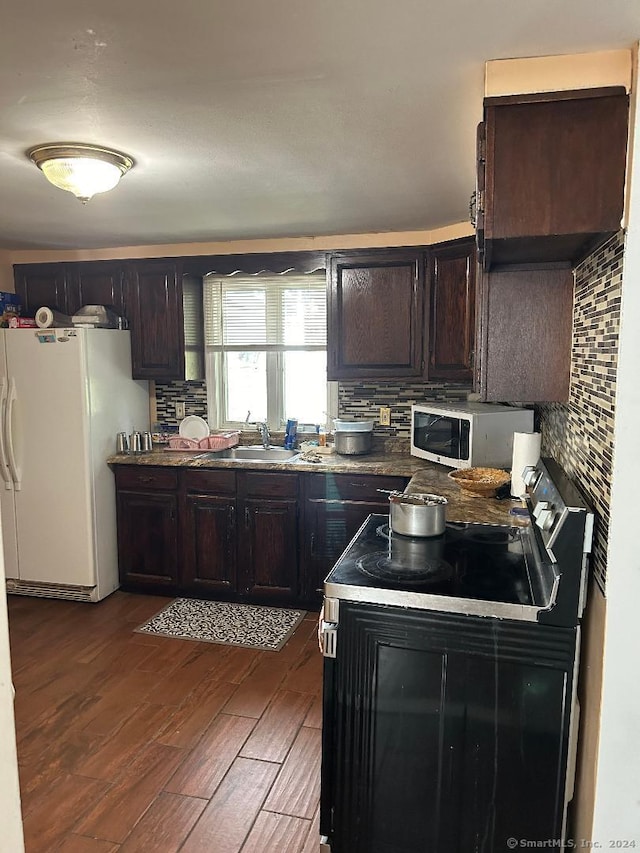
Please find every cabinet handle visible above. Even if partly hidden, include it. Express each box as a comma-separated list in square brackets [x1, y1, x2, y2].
[310, 532, 316, 557]
[245, 506, 250, 528]
[227, 505, 235, 545]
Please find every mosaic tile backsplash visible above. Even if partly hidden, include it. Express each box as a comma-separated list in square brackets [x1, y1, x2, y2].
[537, 231, 624, 595]
[338, 381, 470, 440]
[155, 381, 207, 428]
[154, 377, 471, 435]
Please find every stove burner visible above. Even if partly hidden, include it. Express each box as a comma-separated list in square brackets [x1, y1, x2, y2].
[376, 524, 392, 540]
[356, 551, 454, 585]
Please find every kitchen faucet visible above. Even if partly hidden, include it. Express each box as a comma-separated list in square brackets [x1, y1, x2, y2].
[256, 422, 270, 449]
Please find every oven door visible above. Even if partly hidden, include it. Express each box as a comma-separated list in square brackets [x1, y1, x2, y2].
[412, 410, 470, 465]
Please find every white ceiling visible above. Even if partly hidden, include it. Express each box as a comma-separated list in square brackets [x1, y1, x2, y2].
[0, 0, 638, 250]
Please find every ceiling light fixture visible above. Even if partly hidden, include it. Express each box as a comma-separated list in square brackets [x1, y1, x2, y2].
[28, 143, 134, 204]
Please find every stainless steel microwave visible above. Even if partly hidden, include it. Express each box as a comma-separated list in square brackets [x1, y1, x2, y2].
[410, 402, 534, 469]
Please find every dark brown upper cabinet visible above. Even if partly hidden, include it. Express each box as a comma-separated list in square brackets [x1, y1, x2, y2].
[327, 250, 426, 380]
[476, 264, 573, 403]
[66, 261, 126, 316]
[127, 260, 185, 380]
[13, 264, 69, 316]
[481, 88, 629, 270]
[428, 238, 476, 382]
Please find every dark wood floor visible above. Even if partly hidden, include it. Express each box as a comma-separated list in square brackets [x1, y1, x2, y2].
[7, 591, 323, 853]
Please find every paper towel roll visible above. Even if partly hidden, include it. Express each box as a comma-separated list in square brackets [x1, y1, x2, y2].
[35, 306, 73, 328]
[511, 432, 541, 497]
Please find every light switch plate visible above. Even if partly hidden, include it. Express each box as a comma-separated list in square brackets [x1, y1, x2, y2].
[175, 401, 186, 419]
[379, 406, 391, 426]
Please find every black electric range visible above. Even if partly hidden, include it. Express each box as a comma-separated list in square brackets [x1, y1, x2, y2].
[325, 458, 593, 625]
[324, 513, 552, 621]
[319, 460, 595, 853]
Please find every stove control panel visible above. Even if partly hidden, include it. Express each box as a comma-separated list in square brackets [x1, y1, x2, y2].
[526, 459, 593, 559]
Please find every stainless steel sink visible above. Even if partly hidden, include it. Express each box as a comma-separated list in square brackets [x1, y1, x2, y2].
[207, 445, 300, 462]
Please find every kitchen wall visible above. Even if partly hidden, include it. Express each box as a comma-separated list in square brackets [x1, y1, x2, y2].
[339, 380, 469, 440]
[0, 251, 14, 293]
[2, 223, 472, 269]
[537, 231, 624, 595]
[154, 378, 472, 437]
[536, 229, 624, 841]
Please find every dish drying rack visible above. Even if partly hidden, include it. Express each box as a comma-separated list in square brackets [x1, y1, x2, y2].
[166, 431, 240, 452]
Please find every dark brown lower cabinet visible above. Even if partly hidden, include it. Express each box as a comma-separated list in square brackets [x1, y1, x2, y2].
[239, 498, 298, 602]
[303, 473, 409, 601]
[237, 472, 299, 604]
[114, 466, 410, 605]
[115, 467, 179, 589]
[181, 469, 237, 595]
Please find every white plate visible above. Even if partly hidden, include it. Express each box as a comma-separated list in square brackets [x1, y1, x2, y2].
[179, 415, 209, 440]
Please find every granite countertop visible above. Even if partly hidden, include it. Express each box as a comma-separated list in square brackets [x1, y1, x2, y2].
[108, 447, 522, 526]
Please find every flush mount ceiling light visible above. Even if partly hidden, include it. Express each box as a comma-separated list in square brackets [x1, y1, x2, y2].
[28, 143, 134, 204]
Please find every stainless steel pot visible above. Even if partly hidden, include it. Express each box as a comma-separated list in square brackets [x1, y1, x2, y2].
[334, 430, 373, 455]
[387, 492, 447, 537]
[387, 527, 446, 565]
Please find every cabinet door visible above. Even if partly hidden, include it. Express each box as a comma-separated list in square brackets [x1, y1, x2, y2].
[483, 89, 628, 267]
[323, 602, 576, 852]
[303, 473, 409, 602]
[477, 265, 573, 402]
[66, 262, 126, 316]
[116, 490, 178, 588]
[328, 251, 425, 380]
[127, 260, 185, 380]
[239, 498, 298, 603]
[14, 264, 69, 316]
[428, 239, 476, 382]
[182, 494, 237, 594]
[304, 499, 389, 601]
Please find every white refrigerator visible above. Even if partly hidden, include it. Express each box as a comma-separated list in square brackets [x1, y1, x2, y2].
[0, 327, 149, 601]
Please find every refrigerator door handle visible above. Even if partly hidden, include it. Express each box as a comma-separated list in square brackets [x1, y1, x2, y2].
[5, 378, 21, 490]
[0, 377, 13, 490]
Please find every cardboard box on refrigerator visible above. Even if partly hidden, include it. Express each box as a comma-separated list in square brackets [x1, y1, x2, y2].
[0, 293, 21, 327]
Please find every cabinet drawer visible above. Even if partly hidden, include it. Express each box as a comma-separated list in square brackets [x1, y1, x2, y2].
[305, 473, 408, 501]
[115, 466, 179, 491]
[240, 472, 298, 498]
[182, 468, 236, 494]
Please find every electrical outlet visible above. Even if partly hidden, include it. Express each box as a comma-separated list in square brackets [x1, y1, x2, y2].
[175, 401, 186, 419]
[379, 406, 391, 427]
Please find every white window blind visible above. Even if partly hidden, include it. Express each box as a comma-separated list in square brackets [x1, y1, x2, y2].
[203, 271, 327, 350]
[203, 270, 331, 429]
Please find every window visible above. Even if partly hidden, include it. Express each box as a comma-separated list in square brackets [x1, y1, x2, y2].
[204, 271, 335, 429]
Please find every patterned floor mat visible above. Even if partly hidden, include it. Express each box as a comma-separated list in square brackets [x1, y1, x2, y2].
[135, 597, 307, 651]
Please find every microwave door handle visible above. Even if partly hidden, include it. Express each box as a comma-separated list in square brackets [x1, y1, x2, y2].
[0, 378, 12, 489]
[5, 378, 21, 490]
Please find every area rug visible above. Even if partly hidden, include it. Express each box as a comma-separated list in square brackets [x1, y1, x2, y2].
[135, 598, 307, 652]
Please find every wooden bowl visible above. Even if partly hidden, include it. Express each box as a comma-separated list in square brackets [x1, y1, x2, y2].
[448, 467, 511, 499]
